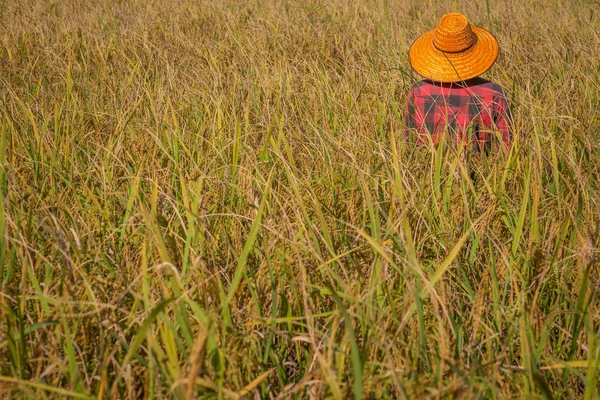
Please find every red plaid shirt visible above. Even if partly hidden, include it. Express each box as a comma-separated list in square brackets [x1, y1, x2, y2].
[404, 78, 512, 149]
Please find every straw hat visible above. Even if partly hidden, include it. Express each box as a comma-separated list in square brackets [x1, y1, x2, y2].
[409, 13, 499, 83]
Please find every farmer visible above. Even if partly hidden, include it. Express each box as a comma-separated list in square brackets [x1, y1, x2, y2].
[404, 13, 512, 152]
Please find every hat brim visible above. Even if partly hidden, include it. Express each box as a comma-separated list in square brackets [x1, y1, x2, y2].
[409, 26, 499, 83]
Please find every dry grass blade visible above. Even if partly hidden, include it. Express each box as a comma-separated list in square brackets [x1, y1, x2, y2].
[236, 368, 275, 397]
[0, 376, 94, 399]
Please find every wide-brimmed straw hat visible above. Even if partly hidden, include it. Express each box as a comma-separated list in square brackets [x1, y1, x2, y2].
[409, 13, 499, 83]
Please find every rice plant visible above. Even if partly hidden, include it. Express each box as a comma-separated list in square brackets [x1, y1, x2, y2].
[0, 0, 598, 398]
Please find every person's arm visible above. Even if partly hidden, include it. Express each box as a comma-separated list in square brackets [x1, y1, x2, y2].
[494, 91, 512, 149]
[404, 88, 416, 141]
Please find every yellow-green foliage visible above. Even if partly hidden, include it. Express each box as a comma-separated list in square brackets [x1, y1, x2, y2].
[0, 0, 599, 398]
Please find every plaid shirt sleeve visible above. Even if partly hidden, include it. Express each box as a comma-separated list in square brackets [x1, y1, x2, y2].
[494, 91, 512, 149]
[403, 88, 416, 140]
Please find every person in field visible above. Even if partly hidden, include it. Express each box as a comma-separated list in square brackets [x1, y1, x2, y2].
[404, 13, 512, 152]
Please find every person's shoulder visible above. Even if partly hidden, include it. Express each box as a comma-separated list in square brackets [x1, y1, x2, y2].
[408, 79, 436, 96]
[411, 79, 437, 89]
[468, 78, 507, 96]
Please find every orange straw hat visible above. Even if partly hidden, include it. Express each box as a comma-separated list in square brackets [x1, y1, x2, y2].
[409, 13, 499, 83]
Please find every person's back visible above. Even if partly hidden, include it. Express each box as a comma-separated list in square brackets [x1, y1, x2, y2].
[404, 13, 512, 151]
[405, 78, 511, 150]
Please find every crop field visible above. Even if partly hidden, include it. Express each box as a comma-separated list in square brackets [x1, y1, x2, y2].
[0, 0, 599, 398]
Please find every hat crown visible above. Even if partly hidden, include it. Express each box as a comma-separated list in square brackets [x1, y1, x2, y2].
[433, 13, 476, 53]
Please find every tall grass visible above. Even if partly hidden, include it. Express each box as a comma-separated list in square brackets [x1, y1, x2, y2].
[0, 0, 599, 398]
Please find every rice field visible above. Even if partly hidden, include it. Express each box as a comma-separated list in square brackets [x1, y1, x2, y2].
[0, 0, 599, 398]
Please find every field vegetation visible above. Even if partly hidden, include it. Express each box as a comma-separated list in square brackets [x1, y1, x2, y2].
[0, 0, 599, 398]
